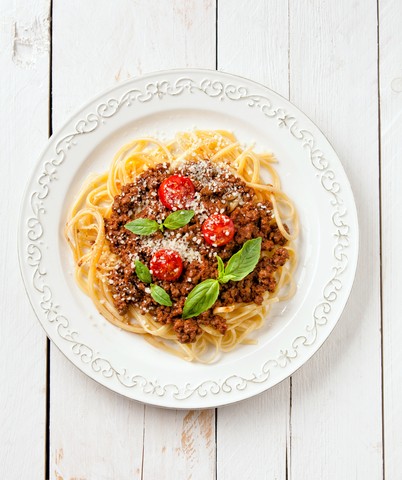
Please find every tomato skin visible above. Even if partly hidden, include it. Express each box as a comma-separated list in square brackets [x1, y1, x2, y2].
[158, 175, 195, 210]
[201, 214, 235, 247]
[150, 249, 183, 281]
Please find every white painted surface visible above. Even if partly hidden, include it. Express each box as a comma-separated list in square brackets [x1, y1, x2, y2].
[50, 1, 216, 478]
[289, 1, 383, 479]
[0, 1, 49, 479]
[142, 408, 215, 479]
[380, 0, 402, 477]
[217, 2, 290, 479]
[3, 0, 400, 478]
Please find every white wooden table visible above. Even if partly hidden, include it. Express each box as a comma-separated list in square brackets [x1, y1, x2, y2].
[1, 1, 400, 478]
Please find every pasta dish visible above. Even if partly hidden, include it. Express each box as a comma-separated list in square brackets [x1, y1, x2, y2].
[65, 130, 298, 362]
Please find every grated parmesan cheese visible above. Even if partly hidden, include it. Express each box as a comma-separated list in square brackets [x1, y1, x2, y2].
[139, 236, 201, 263]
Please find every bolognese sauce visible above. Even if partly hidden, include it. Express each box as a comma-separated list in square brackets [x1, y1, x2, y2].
[105, 160, 289, 344]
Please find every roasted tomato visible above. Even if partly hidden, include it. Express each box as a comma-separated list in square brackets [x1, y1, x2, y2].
[158, 175, 195, 210]
[202, 214, 235, 246]
[150, 249, 183, 281]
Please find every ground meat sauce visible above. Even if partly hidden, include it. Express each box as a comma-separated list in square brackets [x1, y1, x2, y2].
[104, 160, 289, 344]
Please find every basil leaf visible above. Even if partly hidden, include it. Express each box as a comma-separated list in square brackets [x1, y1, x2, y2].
[182, 279, 220, 319]
[125, 218, 160, 235]
[219, 237, 262, 283]
[163, 209, 195, 230]
[216, 273, 238, 284]
[217, 256, 225, 277]
[135, 260, 152, 284]
[150, 283, 172, 307]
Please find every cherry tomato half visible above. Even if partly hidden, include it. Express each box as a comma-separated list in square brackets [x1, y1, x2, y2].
[150, 249, 183, 281]
[202, 214, 235, 247]
[158, 175, 195, 210]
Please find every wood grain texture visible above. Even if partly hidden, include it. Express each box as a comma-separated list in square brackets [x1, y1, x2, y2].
[219, 0, 289, 97]
[289, 1, 383, 478]
[52, 0, 216, 129]
[0, 1, 49, 478]
[50, 369, 144, 480]
[142, 409, 215, 479]
[51, 1, 216, 478]
[217, 2, 290, 479]
[138, 1, 217, 478]
[379, 0, 402, 477]
[4, 0, 399, 477]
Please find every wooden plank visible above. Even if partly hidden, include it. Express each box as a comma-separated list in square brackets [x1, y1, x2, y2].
[218, 0, 289, 97]
[0, 1, 49, 478]
[289, 1, 383, 478]
[217, 2, 290, 479]
[142, 409, 215, 480]
[138, 1, 217, 478]
[51, 0, 216, 129]
[50, 367, 144, 479]
[50, 2, 144, 479]
[50, 1, 216, 478]
[379, 0, 402, 477]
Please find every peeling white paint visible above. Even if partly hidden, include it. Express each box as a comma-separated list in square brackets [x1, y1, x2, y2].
[0, 14, 50, 68]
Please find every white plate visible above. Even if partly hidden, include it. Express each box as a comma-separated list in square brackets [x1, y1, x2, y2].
[18, 69, 358, 409]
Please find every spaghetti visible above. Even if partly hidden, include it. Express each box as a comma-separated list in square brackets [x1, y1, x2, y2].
[65, 130, 298, 362]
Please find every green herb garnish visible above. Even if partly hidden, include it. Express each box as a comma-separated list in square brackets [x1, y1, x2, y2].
[150, 284, 173, 307]
[217, 237, 262, 283]
[125, 209, 194, 236]
[182, 279, 220, 319]
[162, 209, 195, 230]
[135, 260, 152, 284]
[182, 238, 262, 319]
[217, 255, 225, 277]
[134, 260, 172, 307]
[125, 218, 160, 235]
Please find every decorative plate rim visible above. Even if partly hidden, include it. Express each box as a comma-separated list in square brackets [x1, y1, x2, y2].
[18, 68, 359, 408]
